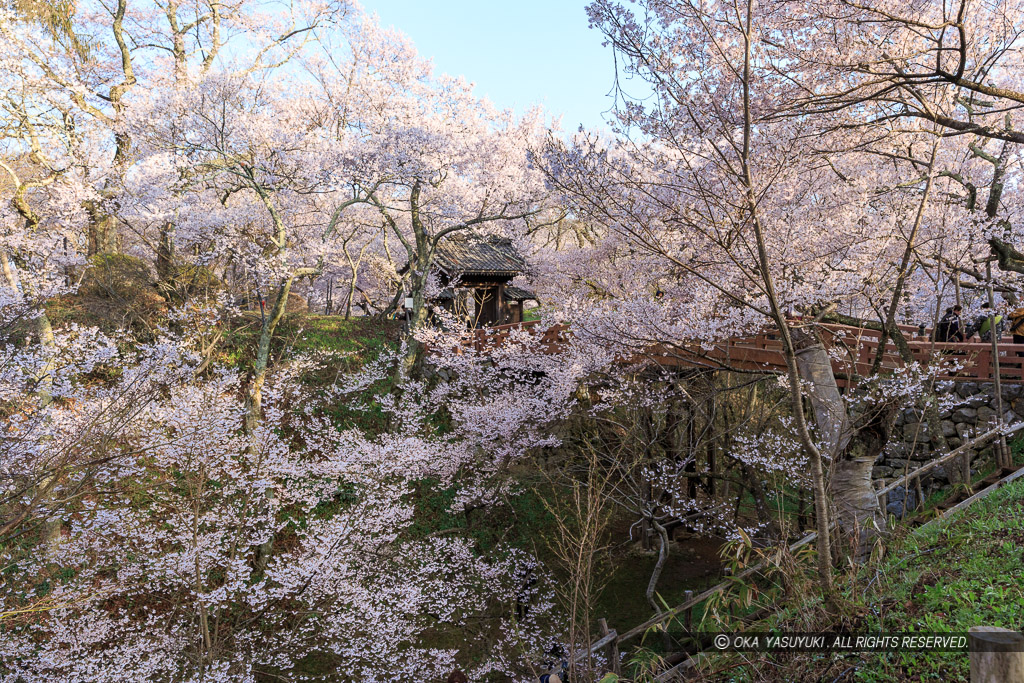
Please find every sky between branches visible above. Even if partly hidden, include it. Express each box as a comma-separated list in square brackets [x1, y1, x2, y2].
[364, 0, 631, 132]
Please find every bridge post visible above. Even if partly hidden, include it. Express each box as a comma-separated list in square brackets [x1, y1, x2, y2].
[683, 590, 694, 633]
[969, 626, 1024, 683]
[913, 475, 925, 511]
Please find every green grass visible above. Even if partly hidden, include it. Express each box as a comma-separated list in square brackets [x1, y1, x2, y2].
[405, 478, 558, 556]
[219, 314, 401, 433]
[218, 313, 398, 372]
[846, 478, 1024, 682]
[913, 438, 1024, 513]
[731, 483, 814, 532]
[705, 476, 1024, 682]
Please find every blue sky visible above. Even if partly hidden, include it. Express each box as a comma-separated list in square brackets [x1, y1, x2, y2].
[363, 0, 621, 132]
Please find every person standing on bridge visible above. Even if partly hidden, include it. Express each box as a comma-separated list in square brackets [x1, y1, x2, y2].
[936, 305, 965, 342]
[1009, 305, 1024, 345]
[975, 303, 1005, 342]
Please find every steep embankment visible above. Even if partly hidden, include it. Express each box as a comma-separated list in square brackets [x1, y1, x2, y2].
[700, 477, 1024, 682]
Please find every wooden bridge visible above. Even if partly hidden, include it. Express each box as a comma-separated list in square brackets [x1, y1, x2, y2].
[467, 320, 1024, 385]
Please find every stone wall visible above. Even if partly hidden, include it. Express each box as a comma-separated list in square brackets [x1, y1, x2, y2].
[874, 382, 1022, 495]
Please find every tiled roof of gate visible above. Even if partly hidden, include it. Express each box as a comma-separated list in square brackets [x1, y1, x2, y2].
[503, 286, 537, 301]
[433, 236, 526, 276]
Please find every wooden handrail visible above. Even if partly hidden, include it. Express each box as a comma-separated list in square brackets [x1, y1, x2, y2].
[587, 433, 1024, 678]
[922, 466, 1024, 526]
[581, 630, 619, 656]
[576, 424, 1024, 668]
[875, 423, 1024, 499]
[648, 459, 1024, 682]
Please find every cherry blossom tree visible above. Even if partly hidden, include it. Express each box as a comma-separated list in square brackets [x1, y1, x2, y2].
[12, 0, 1024, 674]
[775, 0, 1024, 278]
[0, 295, 577, 680]
[293, 15, 555, 373]
[532, 0, 1024, 585]
[1, 5, 578, 679]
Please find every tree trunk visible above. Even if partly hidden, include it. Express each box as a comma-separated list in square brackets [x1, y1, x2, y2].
[645, 519, 670, 612]
[157, 221, 175, 280]
[245, 277, 293, 432]
[345, 270, 357, 320]
[244, 277, 293, 574]
[394, 180, 433, 379]
[743, 463, 780, 540]
[85, 199, 119, 255]
[831, 439, 883, 560]
[792, 331, 851, 458]
[399, 269, 431, 378]
[792, 329, 893, 562]
[3, 250, 60, 546]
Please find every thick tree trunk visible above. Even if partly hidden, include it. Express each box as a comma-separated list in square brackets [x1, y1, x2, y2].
[394, 180, 432, 379]
[792, 331, 851, 458]
[831, 471, 872, 561]
[85, 200, 119, 255]
[399, 279, 429, 378]
[245, 277, 293, 432]
[792, 329, 892, 561]
[831, 416, 890, 560]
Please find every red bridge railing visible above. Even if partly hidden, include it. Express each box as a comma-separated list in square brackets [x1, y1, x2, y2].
[464, 321, 1024, 384]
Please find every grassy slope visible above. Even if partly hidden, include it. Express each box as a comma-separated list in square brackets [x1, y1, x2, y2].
[219, 313, 399, 370]
[702, 476, 1024, 682]
[849, 478, 1024, 682]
